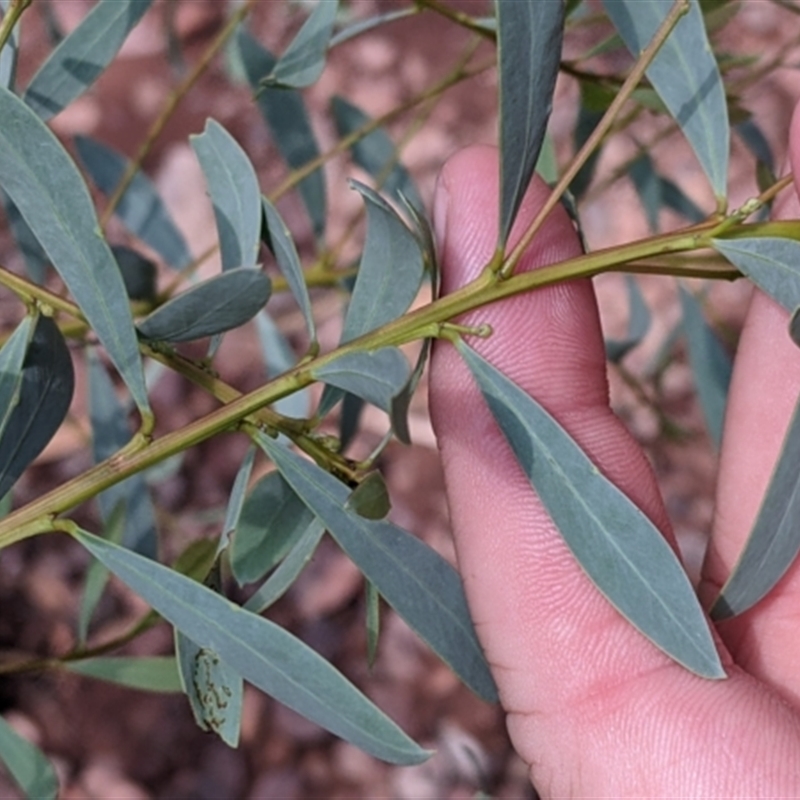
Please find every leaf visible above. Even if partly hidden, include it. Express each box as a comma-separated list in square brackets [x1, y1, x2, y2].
[231, 470, 316, 586]
[712, 237, 800, 311]
[0, 0, 19, 90]
[365, 580, 380, 667]
[602, 0, 729, 199]
[244, 519, 326, 613]
[175, 632, 243, 747]
[71, 528, 429, 765]
[736, 118, 775, 172]
[74, 135, 193, 270]
[605, 275, 651, 363]
[330, 7, 417, 47]
[312, 348, 410, 413]
[346, 472, 391, 521]
[23, 0, 152, 119]
[496, 0, 565, 245]
[64, 656, 183, 692]
[112, 244, 157, 303]
[331, 96, 424, 211]
[456, 341, 724, 679]
[570, 83, 609, 199]
[88, 350, 157, 557]
[390, 338, 431, 445]
[0, 91, 149, 412]
[262, 196, 316, 341]
[254, 311, 310, 419]
[339, 390, 365, 452]
[340, 182, 424, 343]
[236, 29, 326, 239]
[0, 714, 58, 800]
[710, 391, 800, 619]
[191, 119, 262, 271]
[138, 267, 271, 343]
[0, 316, 74, 498]
[259, 435, 499, 702]
[263, 0, 338, 89]
[1, 192, 50, 284]
[221, 446, 256, 553]
[679, 286, 732, 449]
[0, 314, 35, 442]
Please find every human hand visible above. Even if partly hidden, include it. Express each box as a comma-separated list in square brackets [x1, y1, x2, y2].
[429, 105, 800, 796]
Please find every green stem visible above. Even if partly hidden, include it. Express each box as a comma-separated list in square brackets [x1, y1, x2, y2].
[499, 0, 691, 277]
[0, 0, 30, 56]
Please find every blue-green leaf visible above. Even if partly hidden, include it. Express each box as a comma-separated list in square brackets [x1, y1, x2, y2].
[191, 119, 262, 271]
[496, 0, 564, 244]
[221, 446, 256, 554]
[0, 714, 58, 800]
[602, 0, 729, 199]
[112, 245, 158, 303]
[23, 0, 152, 119]
[605, 275, 651, 363]
[262, 196, 316, 341]
[176, 632, 243, 747]
[0, 316, 74, 498]
[263, 0, 338, 89]
[231, 470, 316, 586]
[0, 90, 149, 412]
[312, 348, 410, 413]
[457, 341, 724, 679]
[64, 656, 182, 692]
[138, 267, 271, 343]
[679, 286, 732, 449]
[330, 7, 417, 47]
[71, 527, 428, 765]
[0, 315, 35, 442]
[89, 350, 157, 558]
[244, 519, 325, 613]
[1, 192, 49, 284]
[711, 391, 800, 619]
[331, 96, 424, 211]
[712, 237, 800, 311]
[259, 436, 498, 702]
[340, 182, 424, 343]
[74, 135, 193, 270]
[236, 29, 326, 239]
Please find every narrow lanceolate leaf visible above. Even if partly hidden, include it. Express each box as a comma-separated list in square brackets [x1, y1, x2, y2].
[605, 275, 651, 363]
[340, 182, 424, 343]
[711, 392, 800, 619]
[23, 0, 151, 119]
[221, 447, 256, 554]
[89, 351, 157, 558]
[602, 0, 729, 199]
[176, 632, 243, 747]
[237, 29, 326, 239]
[0, 90, 149, 412]
[72, 528, 428, 765]
[74, 135, 193, 270]
[262, 196, 316, 341]
[712, 237, 800, 311]
[0, 317, 74, 498]
[679, 287, 732, 449]
[259, 436, 498, 702]
[0, 714, 58, 800]
[264, 0, 339, 89]
[64, 656, 183, 692]
[312, 349, 410, 413]
[457, 341, 724, 679]
[496, 0, 564, 245]
[244, 519, 325, 613]
[331, 96, 424, 211]
[191, 120, 262, 272]
[0, 315, 35, 442]
[138, 267, 271, 343]
[231, 470, 316, 586]
[1, 193, 50, 283]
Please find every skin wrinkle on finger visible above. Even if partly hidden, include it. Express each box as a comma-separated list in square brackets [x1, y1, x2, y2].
[700, 101, 800, 707]
[430, 145, 800, 795]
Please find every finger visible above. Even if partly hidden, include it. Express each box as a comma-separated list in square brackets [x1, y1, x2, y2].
[430, 145, 800, 796]
[700, 102, 800, 707]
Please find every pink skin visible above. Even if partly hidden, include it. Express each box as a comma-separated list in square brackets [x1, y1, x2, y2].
[429, 103, 800, 796]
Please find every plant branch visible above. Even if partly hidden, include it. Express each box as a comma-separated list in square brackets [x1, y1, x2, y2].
[499, 0, 691, 278]
[0, 0, 30, 55]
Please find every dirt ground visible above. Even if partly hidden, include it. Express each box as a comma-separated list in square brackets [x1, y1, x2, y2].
[2, 1, 800, 798]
